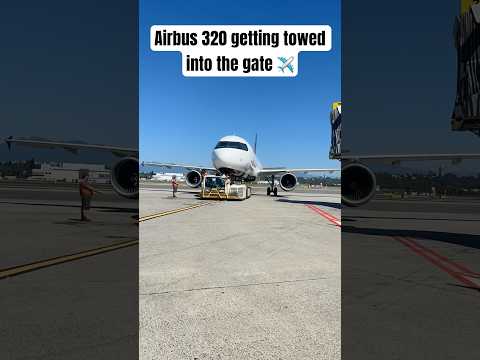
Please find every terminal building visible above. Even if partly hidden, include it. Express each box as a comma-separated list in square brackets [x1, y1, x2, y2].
[151, 172, 186, 182]
[31, 162, 111, 183]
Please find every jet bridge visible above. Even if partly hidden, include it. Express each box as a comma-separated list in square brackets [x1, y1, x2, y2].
[452, 1, 480, 136]
[329, 101, 342, 159]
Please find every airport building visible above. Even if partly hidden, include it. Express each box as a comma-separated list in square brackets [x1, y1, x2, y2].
[151, 172, 185, 182]
[31, 162, 111, 183]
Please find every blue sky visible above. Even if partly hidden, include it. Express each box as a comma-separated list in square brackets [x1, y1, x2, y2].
[139, 0, 341, 169]
[0, 2, 137, 163]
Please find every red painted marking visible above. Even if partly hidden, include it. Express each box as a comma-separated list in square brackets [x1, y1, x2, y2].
[306, 205, 341, 227]
[394, 236, 479, 289]
[405, 236, 480, 276]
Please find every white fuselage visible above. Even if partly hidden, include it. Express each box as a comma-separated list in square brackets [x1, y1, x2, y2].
[211, 135, 262, 178]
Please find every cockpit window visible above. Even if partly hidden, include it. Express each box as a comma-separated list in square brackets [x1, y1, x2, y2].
[214, 141, 248, 151]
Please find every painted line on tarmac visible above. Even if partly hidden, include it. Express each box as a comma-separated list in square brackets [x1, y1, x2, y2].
[0, 239, 138, 280]
[405, 237, 480, 276]
[138, 202, 209, 222]
[394, 236, 480, 289]
[306, 204, 341, 227]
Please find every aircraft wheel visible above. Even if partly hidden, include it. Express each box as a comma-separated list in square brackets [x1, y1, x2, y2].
[267, 187, 271, 196]
[273, 187, 278, 196]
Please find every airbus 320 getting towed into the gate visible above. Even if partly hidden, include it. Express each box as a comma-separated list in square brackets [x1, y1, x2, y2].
[6, 102, 480, 206]
[143, 134, 339, 197]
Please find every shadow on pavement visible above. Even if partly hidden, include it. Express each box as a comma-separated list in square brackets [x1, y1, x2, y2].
[346, 215, 480, 222]
[276, 198, 342, 210]
[0, 200, 137, 212]
[342, 225, 480, 250]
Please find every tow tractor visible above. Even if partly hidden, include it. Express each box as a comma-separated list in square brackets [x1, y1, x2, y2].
[199, 175, 252, 200]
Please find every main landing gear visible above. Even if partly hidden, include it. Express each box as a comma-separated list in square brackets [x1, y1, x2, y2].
[266, 175, 278, 196]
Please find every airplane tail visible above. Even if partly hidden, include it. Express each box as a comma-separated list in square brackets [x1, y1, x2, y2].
[278, 66, 285, 73]
[254, 133, 258, 153]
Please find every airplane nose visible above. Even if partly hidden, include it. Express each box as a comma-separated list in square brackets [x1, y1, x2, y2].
[212, 148, 245, 170]
[212, 149, 227, 168]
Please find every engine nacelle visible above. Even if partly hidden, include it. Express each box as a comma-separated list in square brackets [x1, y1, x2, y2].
[280, 173, 297, 191]
[342, 162, 376, 207]
[111, 157, 138, 199]
[186, 170, 202, 188]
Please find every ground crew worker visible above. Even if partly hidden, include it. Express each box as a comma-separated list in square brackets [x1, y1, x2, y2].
[79, 170, 99, 221]
[171, 175, 178, 198]
[224, 175, 231, 199]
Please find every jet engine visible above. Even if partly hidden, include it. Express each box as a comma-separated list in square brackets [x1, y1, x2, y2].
[186, 170, 202, 188]
[111, 157, 139, 199]
[280, 173, 297, 191]
[342, 162, 376, 207]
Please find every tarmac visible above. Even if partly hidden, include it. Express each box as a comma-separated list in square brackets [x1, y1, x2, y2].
[140, 182, 341, 360]
[2, 178, 478, 358]
[0, 180, 138, 360]
[342, 195, 480, 359]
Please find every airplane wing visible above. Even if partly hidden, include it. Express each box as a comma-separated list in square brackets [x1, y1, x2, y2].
[142, 161, 217, 172]
[342, 153, 480, 163]
[5, 136, 138, 157]
[259, 168, 340, 176]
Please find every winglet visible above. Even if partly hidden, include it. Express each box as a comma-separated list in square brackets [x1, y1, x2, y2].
[254, 133, 258, 154]
[5, 136, 12, 151]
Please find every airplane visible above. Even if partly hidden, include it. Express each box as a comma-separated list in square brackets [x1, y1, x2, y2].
[7, 103, 480, 207]
[4, 136, 139, 199]
[328, 101, 480, 206]
[143, 134, 339, 197]
[278, 56, 294, 73]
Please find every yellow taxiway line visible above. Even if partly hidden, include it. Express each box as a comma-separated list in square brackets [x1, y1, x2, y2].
[138, 202, 209, 223]
[0, 203, 209, 279]
[0, 239, 138, 280]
